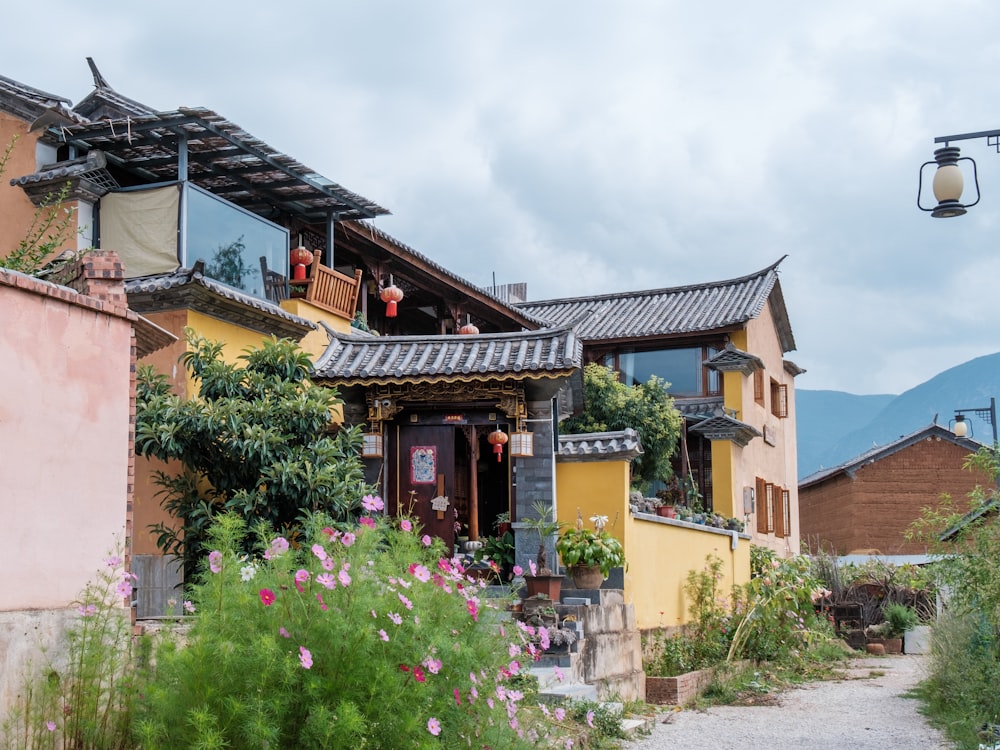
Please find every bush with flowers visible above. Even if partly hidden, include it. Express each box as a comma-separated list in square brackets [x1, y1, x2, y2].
[134, 502, 581, 749]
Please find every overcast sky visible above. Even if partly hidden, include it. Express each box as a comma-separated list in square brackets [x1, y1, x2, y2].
[5, 2, 1000, 395]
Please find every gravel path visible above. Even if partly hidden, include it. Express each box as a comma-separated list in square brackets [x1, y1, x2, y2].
[625, 655, 952, 750]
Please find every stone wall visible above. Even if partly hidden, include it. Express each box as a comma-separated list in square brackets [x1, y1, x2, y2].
[513, 400, 557, 573]
[578, 591, 645, 702]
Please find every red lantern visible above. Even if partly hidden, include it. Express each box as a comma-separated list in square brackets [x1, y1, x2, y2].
[380, 284, 404, 318]
[458, 321, 479, 335]
[487, 428, 508, 462]
[290, 246, 313, 280]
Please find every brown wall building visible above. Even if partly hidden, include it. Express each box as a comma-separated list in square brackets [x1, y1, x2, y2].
[799, 424, 988, 555]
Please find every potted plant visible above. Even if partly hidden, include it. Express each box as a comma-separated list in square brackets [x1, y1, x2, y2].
[520, 501, 566, 600]
[494, 511, 512, 537]
[655, 477, 683, 518]
[881, 603, 919, 654]
[475, 531, 516, 581]
[555, 511, 626, 590]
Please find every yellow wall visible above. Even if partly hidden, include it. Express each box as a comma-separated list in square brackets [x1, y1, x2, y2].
[625, 514, 751, 630]
[280, 298, 354, 360]
[556, 457, 751, 631]
[555, 460, 629, 546]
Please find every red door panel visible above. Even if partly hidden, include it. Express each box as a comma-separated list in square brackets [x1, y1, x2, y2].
[394, 425, 455, 548]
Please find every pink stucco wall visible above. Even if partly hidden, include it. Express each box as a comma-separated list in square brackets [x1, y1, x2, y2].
[0, 270, 132, 609]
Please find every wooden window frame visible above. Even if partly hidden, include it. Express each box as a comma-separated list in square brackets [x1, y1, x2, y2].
[755, 477, 772, 534]
[774, 485, 786, 538]
[770, 379, 788, 418]
[754, 369, 765, 407]
[782, 488, 791, 539]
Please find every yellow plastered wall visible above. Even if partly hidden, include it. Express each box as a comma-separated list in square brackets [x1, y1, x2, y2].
[280, 299, 354, 360]
[556, 458, 751, 631]
[555, 460, 629, 547]
[625, 515, 751, 630]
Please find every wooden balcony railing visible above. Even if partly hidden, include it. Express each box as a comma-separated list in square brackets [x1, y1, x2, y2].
[297, 250, 363, 320]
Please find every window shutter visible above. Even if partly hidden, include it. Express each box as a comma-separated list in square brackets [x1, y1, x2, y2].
[774, 485, 786, 538]
[776, 384, 788, 418]
[754, 369, 765, 406]
[782, 488, 791, 538]
[765, 483, 775, 533]
[755, 477, 768, 534]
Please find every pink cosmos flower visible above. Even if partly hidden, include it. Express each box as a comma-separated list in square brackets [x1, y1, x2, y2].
[78, 603, 97, 617]
[421, 534, 432, 547]
[427, 717, 441, 736]
[413, 666, 426, 682]
[466, 599, 479, 622]
[116, 579, 133, 599]
[259, 589, 276, 606]
[311, 543, 327, 561]
[389, 612, 403, 625]
[279, 626, 290, 638]
[509, 643, 521, 657]
[316, 593, 328, 611]
[341, 532, 356, 547]
[104, 555, 122, 567]
[379, 629, 389, 642]
[554, 707, 566, 721]
[470, 685, 478, 700]
[409, 563, 431, 582]
[183, 600, 196, 614]
[554, 665, 565, 682]
[322, 557, 335, 571]
[46, 721, 56, 731]
[529, 560, 537, 576]
[321, 526, 336, 538]
[299, 646, 313, 669]
[398, 593, 413, 610]
[359, 517, 376, 529]
[338, 569, 352, 587]
[294, 569, 310, 593]
[316, 573, 337, 589]
[454, 688, 462, 706]
[263, 537, 289, 560]
[586, 710, 595, 728]
[512, 565, 523, 577]
[565, 739, 574, 749]
[424, 657, 442, 674]
[362, 494, 385, 512]
[400, 519, 413, 532]
[208, 550, 223, 574]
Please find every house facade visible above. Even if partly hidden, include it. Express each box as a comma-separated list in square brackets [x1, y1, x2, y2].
[520, 258, 804, 556]
[798, 424, 986, 555]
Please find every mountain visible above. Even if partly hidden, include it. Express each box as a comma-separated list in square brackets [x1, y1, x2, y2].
[797, 352, 1000, 479]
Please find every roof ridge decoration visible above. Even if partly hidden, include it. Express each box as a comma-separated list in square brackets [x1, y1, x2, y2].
[704, 342, 764, 375]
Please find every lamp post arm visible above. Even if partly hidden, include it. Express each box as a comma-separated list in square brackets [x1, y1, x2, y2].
[935, 129, 1000, 145]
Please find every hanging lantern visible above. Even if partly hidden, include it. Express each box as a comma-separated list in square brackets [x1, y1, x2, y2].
[509, 428, 534, 457]
[290, 246, 313, 280]
[380, 280, 404, 318]
[458, 315, 479, 335]
[362, 427, 384, 458]
[487, 428, 508, 462]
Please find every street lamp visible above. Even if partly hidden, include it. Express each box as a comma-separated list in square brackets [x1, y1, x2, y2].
[916, 129, 1000, 217]
[951, 396, 998, 446]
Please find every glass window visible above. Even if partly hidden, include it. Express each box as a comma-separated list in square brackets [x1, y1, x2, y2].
[185, 184, 289, 300]
[620, 347, 702, 394]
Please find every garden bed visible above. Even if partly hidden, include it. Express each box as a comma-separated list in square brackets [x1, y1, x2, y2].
[646, 665, 721, 705]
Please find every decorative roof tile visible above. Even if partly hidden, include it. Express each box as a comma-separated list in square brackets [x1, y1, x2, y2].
[125, 263, 316, 340]
[557, 428, 644, 461]
[703, 343, 763, 374]
[689, 412, 761, 447]
[313, 325, 582, 387]
[518, 257, 795, 352]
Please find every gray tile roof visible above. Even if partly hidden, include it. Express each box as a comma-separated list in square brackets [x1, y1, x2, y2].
[689, 412, 761, 447]
[0, 74, 83, 124]
[313, 325, 582, 387]
[518, 257, 795, 352]
[798, 423, 981, 489]
[125, 263, 317, 340]
[557, 428, 643, 461]
[704, 343, 763, 374]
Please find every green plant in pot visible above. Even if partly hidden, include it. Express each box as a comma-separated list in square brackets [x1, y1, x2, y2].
[475, 531, 515, 581]
[555, 510, 626, 589]
[520, 501, 566, 599]
[882, 603, 919, 639]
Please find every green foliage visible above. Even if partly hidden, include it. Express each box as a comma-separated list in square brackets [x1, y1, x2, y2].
[555, 522, 625, 579]
[135, 512, 567, 749]
[881, 603, 918, 638]
[519, 501, 566, 574]
[475, 531, 516, 572]
[559, 363, 683, 488]
[1, 549, 140, 749]
[908, 445, 1000, 746]
[135, 330, 373, 578]
[1, 136, 81, 275]
[729, 553, 834, 664]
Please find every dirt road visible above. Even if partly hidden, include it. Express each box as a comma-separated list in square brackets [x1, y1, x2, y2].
[626, 655, 951, 750]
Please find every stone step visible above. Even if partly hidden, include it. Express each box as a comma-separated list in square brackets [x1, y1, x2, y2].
[537, 681, 599, 704]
